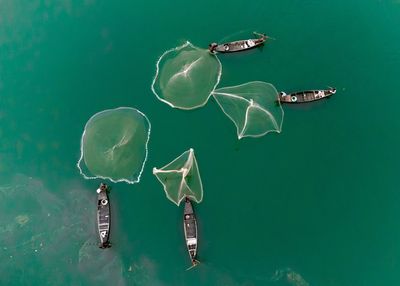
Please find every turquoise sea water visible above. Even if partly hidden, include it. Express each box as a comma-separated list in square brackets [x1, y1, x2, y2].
[1, 1, 400, 285]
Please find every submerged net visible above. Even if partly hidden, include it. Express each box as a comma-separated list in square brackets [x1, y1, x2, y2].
[151, 41, 222, 110]
[212, 81, 284, 139]
[78, 239, 127, 286]
[0, 174, 137, 285]
[77, 107, 151, 184]
[271, 268, 310, 286]
[0, 175, 93, 284]
[153, 148, 203, 206]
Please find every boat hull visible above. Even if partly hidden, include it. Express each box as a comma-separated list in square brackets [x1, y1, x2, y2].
[183, 198, 197, 264]
[97, 188, 111, 248]
[279, 89, 336, 103]
[209, 34, 267, 54]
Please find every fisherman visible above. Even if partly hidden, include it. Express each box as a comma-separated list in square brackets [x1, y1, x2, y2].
[208, 43, 218, 53]
[254, 38, 263, 44]
[96, 183, 107, 194]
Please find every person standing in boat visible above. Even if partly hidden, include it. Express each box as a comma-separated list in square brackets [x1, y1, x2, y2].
[96, 183, 107, 194]
[254, 35, 266, 44]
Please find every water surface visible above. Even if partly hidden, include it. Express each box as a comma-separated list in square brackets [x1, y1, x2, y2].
[1, 1, 400, 285]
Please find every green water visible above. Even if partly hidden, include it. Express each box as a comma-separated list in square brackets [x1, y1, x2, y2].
[1, 0, 400, 285]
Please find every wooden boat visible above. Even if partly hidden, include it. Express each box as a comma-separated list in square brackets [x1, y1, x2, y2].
[278, 88, 336, 103]
[97, 183, 111, 248]
[209, 32, 267, 54]
[183, 197, 198, 265]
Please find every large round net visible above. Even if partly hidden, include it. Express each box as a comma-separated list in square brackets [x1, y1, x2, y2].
[212, 81, 284, 139]
[153, 148, 203, 206]
[77, 107, 151, 184]
[151, 42, 222, 110]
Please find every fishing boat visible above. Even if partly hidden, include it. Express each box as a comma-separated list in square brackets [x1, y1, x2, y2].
[209, 32, 267, 54]
[278, 88, 336, 103]
[183, 197, 198, 266]
[97, 183, 111, 249]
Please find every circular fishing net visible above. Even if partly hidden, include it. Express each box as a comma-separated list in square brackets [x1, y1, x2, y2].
[151, 42, 222, 110]
[77, 107, 151, 184]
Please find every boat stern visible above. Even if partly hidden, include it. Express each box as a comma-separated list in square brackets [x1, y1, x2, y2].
[99, 241, 111, 249]
[187, 237, 197, 259]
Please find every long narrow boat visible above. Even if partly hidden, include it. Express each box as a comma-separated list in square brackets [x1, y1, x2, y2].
[209, 32, 267, 54]
[183, 197, 198, 265]
[279, 88, 336, 104]
[97, 183, 111, 249]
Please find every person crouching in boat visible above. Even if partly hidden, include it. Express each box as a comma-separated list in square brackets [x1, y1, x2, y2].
[96, 183, 107, 194]
[254, 34, 266, 44]
[208, 43, 218, 53]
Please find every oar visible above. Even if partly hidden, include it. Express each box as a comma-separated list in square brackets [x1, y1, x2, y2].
[185, 259, 200, 271]
[253, 31, 276, 40]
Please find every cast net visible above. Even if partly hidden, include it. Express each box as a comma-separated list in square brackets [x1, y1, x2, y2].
[153, 148, 203, 206]
[151, 42, 222, 110]
[212, 81, 284, 139]
[77, 107, 151, 184]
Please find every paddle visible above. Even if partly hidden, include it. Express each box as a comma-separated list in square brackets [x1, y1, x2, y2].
[253, 31, 276, 40]
[185, 259, 200, 271]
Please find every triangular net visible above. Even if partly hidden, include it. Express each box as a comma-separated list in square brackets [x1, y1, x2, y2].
[153, 148, 203, 206]
[212, 81, 284, 139]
